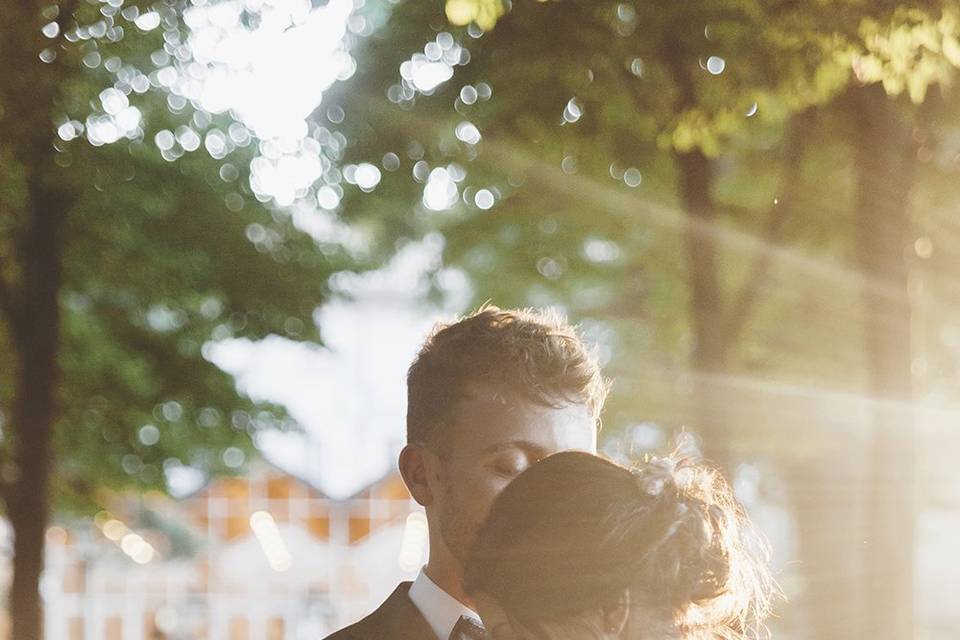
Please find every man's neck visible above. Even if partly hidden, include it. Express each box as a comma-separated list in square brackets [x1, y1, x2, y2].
[423, 559, 474, 610]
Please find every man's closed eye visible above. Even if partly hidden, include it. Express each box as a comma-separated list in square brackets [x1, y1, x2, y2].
[490, 457, 526, 478]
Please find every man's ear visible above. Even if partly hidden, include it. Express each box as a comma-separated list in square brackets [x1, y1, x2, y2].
[600, 589, 630, 637]
[399, 444, 435, 507]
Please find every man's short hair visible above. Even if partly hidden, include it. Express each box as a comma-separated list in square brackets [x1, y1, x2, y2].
[406, 305, 609, 447]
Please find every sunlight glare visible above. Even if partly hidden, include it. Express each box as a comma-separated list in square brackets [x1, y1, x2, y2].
[186, 0, 353, 139]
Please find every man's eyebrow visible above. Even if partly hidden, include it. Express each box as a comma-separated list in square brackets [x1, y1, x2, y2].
[480, 440, 548, 457]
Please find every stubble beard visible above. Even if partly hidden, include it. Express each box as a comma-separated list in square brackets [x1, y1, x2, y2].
[438, 479, 477, 567]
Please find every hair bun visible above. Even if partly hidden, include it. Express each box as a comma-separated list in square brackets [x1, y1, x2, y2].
[625, 455, 774, 637]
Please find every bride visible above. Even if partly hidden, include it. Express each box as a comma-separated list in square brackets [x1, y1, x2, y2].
[464, 451, 778, 640]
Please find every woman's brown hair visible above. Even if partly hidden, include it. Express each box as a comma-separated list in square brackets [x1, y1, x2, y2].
[464, 451, 778, 639]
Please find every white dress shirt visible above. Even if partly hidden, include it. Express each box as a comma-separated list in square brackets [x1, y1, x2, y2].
[408, 569, 482, 640]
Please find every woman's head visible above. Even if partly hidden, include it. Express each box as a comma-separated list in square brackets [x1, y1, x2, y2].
[464, 451, 777, 640]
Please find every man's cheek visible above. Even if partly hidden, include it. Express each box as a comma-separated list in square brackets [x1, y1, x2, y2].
[476, 477, 512, 518]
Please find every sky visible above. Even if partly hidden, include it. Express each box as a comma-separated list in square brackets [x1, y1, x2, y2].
[209, 239, 468, 498]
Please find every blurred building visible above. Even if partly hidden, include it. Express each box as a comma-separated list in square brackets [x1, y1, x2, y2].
[37, 461, 424, 640]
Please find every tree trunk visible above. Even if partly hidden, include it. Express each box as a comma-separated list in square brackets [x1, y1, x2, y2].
[0, 3, 75, 636]
[786, 449, 870, 640]
[6, 184, 68, 640]
[660, 37, 733, 472]
[850, 84, 917, 640]
[674, 149, 732, 471]
[786, 84, 918, 640]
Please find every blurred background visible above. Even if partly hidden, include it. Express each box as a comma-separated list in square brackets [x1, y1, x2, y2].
[1, 0, 958, 639]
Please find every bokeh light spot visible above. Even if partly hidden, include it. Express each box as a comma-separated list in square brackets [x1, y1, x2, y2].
[563, 97, 583, 123]
[460, 85, 478, 104]
[423, 167, 459, 211]
[317, 185, 341, 210]
[915, 237, 934, 259]
[41, 21, 60, 38]
[706, 55, 726, 75]
[455, 121, 481, 145]
[138, 424, 161, 446]
[354, 163, 382, 191]
[223, 447, 245, 468]
[134, 11, 161, 31]
[537, 257, 564, 279]
[383, 152, 401, 171]
[474, 189, 495, 210]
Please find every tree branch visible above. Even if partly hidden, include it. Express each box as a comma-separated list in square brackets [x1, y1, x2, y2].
[720, 108, 816, 348]
[54, 0, 84, 41]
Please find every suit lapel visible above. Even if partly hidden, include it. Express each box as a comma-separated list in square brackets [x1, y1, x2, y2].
[369, 582, 436, 640]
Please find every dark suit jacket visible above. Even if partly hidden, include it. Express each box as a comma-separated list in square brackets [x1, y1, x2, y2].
[325, 582, 436, 640]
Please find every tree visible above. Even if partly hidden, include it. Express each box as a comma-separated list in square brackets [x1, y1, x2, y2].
[0, 2, 350, 637]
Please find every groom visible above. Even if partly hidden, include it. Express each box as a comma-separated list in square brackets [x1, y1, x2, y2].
[325, 306, 608, 640]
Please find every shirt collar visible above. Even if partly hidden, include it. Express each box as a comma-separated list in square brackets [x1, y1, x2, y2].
[408, 569, 481, 640]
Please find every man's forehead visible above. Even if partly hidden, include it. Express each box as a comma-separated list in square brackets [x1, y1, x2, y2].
[446, 384, 596, 451]
[456, 382, 563, 412]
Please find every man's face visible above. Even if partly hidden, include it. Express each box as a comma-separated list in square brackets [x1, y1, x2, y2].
[429, 385, 597, 564]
